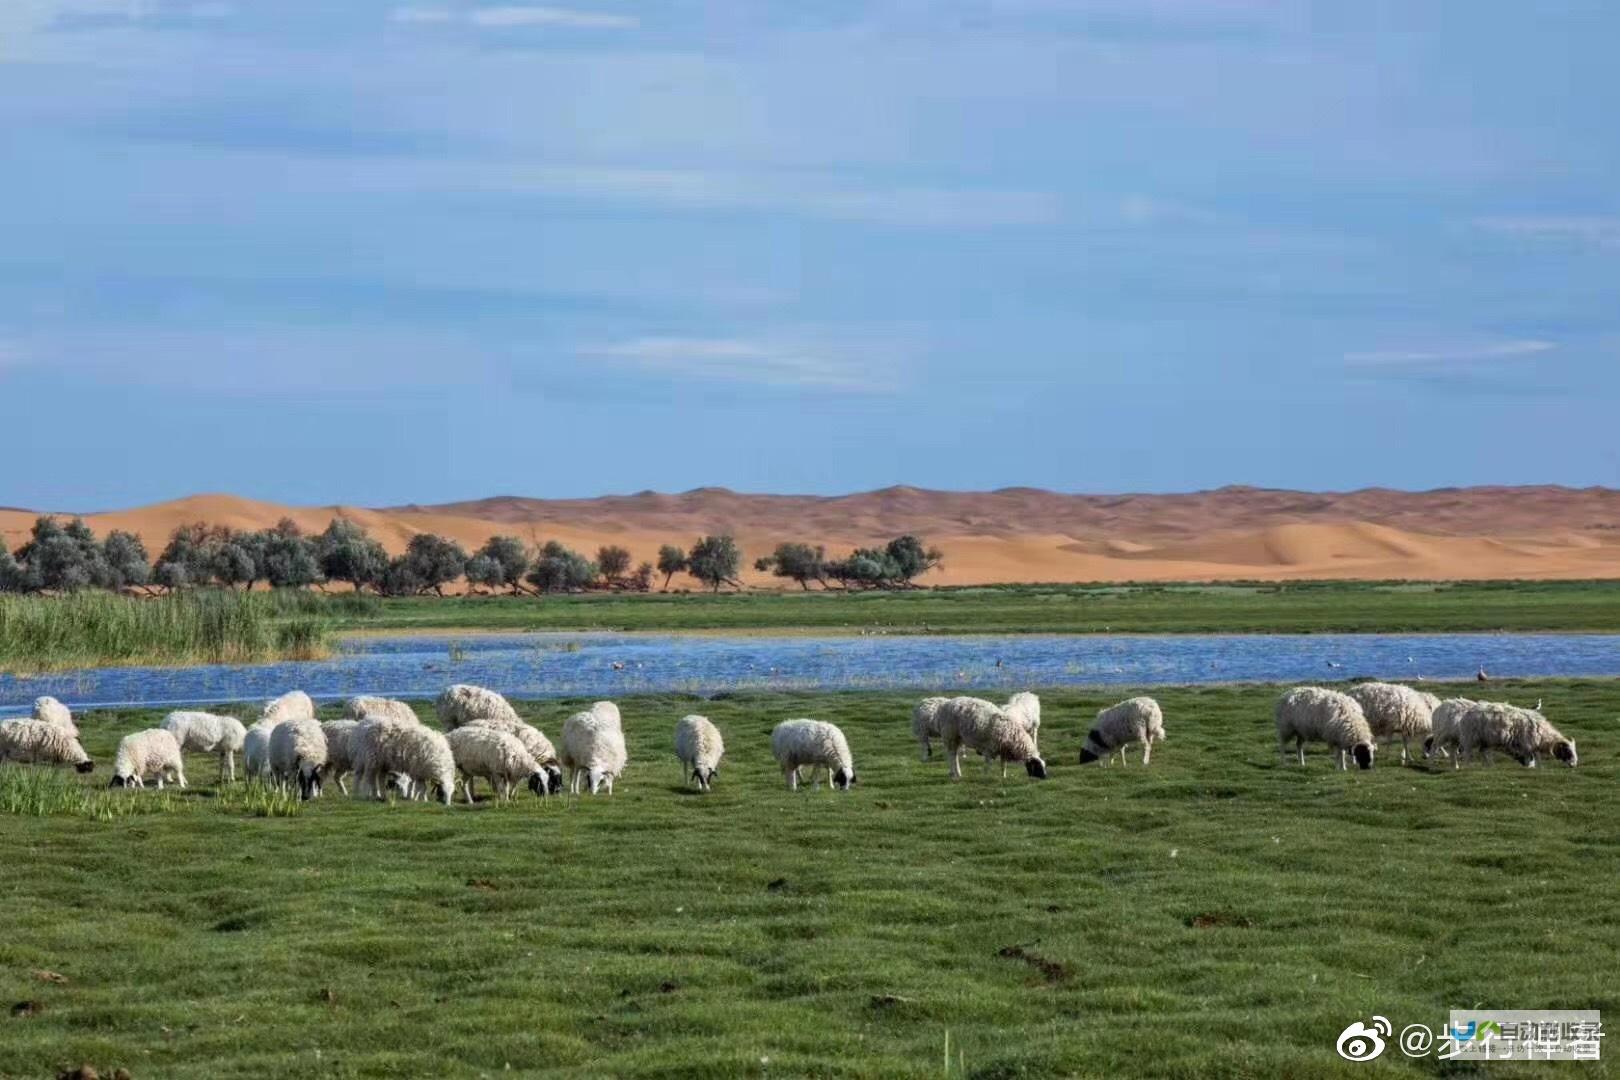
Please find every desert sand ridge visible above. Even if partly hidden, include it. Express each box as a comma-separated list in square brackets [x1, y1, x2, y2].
[3, 485, 1619, 585]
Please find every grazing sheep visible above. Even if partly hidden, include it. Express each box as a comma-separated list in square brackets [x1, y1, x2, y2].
[242, 718, 280, 781]
[1347, 682, 1434, 765]
[1419, 691, 1441, 712]
[320, 719, 359, 795]
[110, 729, 186, 789]
[160, 711, 248, 782]
[0, 719, 95, 773]
[1423, 698, 1476, 761]
[352, 716, 455, 805]
[673, 715, 725, 790]
[434, 684, 521, 730]
[30, 696, 78, 737]
[1003, 691, 1042, 748]
[269, 717, 329, 800]
[461, 716, 563, 795]
[1456, 702, 1577, 769]
[1275, 687, 1375, 770]
[911, 696, 949, 761]
[771, 718, 857, 791]
[447, 726, 548, 803]
[262, 690, 315, 725]
[560, 707, 627, 795]
[1080, 697, 1166, 766]
[344, 696, 421, 726]
[934, 696, 1045, 780]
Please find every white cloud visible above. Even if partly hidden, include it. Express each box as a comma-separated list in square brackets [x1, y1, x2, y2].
[470, 6, 637, 28]
[390, 5, 638, 30]
[587, 336, 895, 392]
[1344, 340, 1555, 366]
[1475, 216, 1620, 250]
[501, 165, 1059, 227]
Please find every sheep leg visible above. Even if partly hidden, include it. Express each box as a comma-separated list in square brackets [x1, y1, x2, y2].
[785, 766, 798, 791]
[464, 777, 476, 805]
[1142, 742, 1151, 766]
[1296, 739, 1306, 766]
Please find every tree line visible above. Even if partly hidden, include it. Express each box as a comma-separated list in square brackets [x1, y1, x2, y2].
[1, 516, 943, 597]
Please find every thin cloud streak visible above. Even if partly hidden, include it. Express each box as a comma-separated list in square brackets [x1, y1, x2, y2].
[1475, 216, 1620, 250]
[390, 6, 639, 29]
[586, 336, 897, 392]
[1344, 340, 1555, 366]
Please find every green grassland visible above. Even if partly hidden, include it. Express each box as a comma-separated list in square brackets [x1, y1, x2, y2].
[326, 580, 1620, 636]
[3, 681, 1617, 1078]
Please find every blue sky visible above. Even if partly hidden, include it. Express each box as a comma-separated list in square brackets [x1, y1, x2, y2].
[2, 0, 1617, 509]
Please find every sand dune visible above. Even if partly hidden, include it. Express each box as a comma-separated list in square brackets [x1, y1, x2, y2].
[4, 485, 1620, 584]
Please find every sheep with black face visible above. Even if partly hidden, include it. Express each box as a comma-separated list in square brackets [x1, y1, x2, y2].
[1275, 687, 1375, 771]
[771, 718, 858, 791]
[673, 714, 725, 790]
[0, 719, 95, 774]
[1080, 697, 1165, 766]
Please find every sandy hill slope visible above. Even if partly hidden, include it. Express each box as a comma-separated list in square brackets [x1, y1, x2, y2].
[4, 486, 1620, 585]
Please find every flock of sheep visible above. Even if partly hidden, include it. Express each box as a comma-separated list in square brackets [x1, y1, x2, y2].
[0, 679, 1578, 804]
[1276, 682, 1578, 770]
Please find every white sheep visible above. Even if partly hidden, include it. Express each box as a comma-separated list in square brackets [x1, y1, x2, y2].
[352, 715, 455, 805]
[1346, 682, 1434, 765]
[321, 720, 359, 795]
[770, 718, 857, 791]
[1423, 698, 1476, 761]
[911, 696, 949, 761]
[934, 697, 1046, 780]
[262, 690, 315, 725]
[1080, 697, 1166, 766]
[673, 715, 725, 790]
[461, 716, 563, 795]
[344, 696, 422, 726]
[1275, 687, 1376, 770]
[110, 729, 187, 789]
[434, 684, 521, 730]
[1003, 691, 1041, 748]
[446, 726, 548, 803]
[0, 719, 95, 773]
[160, 711, 248, 783]
[30, 696, 78, 737]
[560, 707, 627, 795]
[1455, 702, 1577, 769]
[269, 717, 329, 800]
[242, 718, 280, 782]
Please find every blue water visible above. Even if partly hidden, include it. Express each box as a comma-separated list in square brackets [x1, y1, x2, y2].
[1, 631, 1616, 716]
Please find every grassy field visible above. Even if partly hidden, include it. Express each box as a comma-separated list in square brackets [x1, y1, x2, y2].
[325, 581, 1620, 636]
[3, 681, 1616, 1078]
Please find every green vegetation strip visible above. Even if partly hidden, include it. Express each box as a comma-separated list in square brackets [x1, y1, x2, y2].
[325, 580, 1620, 635]
[0, 591, 331, 674]
[2, 681, 1616, 1078]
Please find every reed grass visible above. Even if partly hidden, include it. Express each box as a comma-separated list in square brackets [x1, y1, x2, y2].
[0, 590, 332, 673]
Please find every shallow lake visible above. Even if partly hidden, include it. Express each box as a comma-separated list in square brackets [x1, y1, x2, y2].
[2, 631, 1617, 716]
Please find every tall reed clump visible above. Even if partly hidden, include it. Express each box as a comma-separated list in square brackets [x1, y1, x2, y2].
[0, 590, 332, 673]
